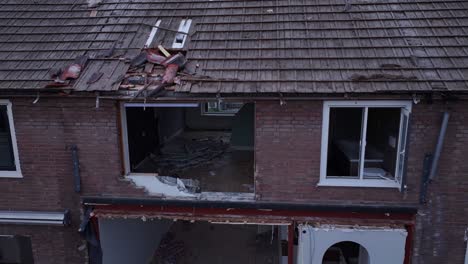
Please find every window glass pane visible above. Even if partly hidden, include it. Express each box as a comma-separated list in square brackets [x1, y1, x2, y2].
[363, 108, 401, 180]
[203, 102, 243, 115]
[327, 107, 363, 177]
[0, 105, 16, 171]
[0, 235, 34, 264]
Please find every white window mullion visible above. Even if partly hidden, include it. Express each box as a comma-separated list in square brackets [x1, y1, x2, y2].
[359, 107, 369, 181]
[0, 100, 22, 178]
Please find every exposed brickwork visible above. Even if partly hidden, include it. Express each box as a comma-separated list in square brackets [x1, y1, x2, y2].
[255, 100, 468, 264]
[0, 97, 145, 264]
[2, 98, 146, 201]
[0, 97, 466, 263]
[255, 100, 419, 204]
[411, 101, 468, 264]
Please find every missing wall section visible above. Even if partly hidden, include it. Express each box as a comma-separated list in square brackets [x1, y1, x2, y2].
[122, 102, 255, 196]
[99, 218, 289, 264]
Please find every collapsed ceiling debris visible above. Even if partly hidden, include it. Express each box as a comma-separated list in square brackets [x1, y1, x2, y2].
[135, 137, 229, 176]
[121, 46, 188, 99]
[126, 175, 197, 197]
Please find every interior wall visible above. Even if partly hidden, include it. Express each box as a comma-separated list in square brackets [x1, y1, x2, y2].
[126, 107, 159, 166]
[184, 107, 233, 130]
[99, 218, 172, 264]
[156, 107, 185, 144]
[231, 103, 254, 148]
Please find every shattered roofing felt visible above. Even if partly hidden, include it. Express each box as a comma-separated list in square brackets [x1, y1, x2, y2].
[0, 0, 468, 93]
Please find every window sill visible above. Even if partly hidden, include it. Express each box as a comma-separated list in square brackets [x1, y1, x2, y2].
[317, 178, 400, 188]
[0, 171, 23, 178]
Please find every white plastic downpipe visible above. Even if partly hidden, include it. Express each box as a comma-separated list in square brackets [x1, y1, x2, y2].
[297, 225, 313, 264]
[428, 111, 450, 180]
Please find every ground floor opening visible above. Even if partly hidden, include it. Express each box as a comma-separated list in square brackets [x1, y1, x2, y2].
[99, 218, 290, 264]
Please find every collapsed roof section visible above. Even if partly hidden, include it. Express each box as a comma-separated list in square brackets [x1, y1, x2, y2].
[0, 0, 468, 94]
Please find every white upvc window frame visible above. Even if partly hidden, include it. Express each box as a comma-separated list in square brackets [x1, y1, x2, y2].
[319, 100, 412, 188]
[0, 100, 22, 178]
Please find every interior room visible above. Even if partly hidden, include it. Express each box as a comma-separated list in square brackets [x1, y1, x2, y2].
[326, 107, 401, 179]
[322, 241, 369, 264]
[124, 102, 254, 193]
[99, 218, 286, 264]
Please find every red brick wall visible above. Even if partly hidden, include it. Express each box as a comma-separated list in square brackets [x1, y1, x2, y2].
[411, 101, 468, 264]
[255, 99, 468, 263]
[0, 97, 144, 264]
[255, 100, 419, 204]
[1, 98, 145, 202]
[1, 97, 466, 263]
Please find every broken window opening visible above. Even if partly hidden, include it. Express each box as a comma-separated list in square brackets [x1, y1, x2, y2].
[0, 235, 34, 264]
[322, 241, 369, 264]
[0, 105, 15, 171]
[320, 101, 411, 188]
[99, 218, 289, 264]
[122, 102, 255, 194]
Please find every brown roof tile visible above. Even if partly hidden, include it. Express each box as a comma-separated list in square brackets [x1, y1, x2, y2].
[0, 0, 467, 93]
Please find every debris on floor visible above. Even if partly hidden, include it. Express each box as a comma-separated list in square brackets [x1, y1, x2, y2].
[134, 137, 229, 176]
[126, 175, 197, 197]
[124, 105, 254, 194]
[158, 176, 200, 194]
[149, 232, 185, 264]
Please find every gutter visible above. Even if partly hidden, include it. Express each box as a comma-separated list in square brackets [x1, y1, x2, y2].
[82, 196, 418, 215]
[2, 91, 468, 101]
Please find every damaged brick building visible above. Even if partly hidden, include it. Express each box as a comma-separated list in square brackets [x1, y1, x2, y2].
[0, 0, 467, 264]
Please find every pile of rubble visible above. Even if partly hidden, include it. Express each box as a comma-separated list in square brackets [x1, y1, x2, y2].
[119, 46, 187, 98]
[135, 137, 229, 176]
[45, 45, 189, 97]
